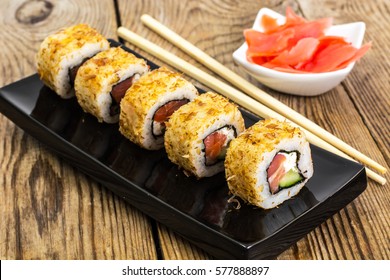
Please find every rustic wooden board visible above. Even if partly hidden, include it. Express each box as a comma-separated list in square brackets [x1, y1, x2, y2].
[0, 0, 157, 260]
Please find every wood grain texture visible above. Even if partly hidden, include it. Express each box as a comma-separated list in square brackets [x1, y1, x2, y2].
[118, 0, 389, 259]
[293, 0, 390, 260]
[0, 0, 157, 260]
[157, 224, 211, 260]
[1, 0, 389, 260]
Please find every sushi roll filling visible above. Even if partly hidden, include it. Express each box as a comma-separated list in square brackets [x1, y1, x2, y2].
[152, 99, 190, 137]
[68, 57, 92, 87]
[267, 151, 304, 194]
[203, 125, 237, 166]
[109, 74, 139, 116]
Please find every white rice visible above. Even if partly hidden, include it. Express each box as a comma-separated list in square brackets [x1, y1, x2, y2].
[55, 42, 109, 98]
[96, 71, 144, 124]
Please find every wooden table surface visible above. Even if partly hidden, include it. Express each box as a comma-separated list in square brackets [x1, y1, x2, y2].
[1, 0, 389, 260]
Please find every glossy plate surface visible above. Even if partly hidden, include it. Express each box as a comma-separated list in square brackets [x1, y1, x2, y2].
[0, 41, 367, 259]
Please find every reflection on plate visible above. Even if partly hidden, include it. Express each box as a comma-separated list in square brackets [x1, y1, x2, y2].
[0, 40, 367, 259]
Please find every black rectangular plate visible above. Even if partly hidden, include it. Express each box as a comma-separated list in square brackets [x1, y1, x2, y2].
[0, 41, 367, 259]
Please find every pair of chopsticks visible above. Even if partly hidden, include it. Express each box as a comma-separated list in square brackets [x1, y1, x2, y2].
[117, 16, 387, 185]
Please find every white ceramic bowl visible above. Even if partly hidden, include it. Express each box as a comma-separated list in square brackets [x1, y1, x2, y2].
[232, 8, 366, 96]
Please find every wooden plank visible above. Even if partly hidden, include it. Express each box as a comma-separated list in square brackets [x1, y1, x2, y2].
[117, 0, 389, 259]
[292, 0, 390, 260]
[298, 0, 389, 165]
[0, 0, 157, 260]
[157, 224, 211, 260]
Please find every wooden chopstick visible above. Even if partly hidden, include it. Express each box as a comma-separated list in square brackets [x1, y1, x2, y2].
[139, 14, 387, 176]
[117, 27, 386, 185]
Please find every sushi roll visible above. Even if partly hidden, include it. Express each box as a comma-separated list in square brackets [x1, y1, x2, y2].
[225, 118, 314, 209]
[75, 47, 149, 123]
[36, 23, 110, 99]
[119, 67, 198, 150]
[164, 92, 245, 178]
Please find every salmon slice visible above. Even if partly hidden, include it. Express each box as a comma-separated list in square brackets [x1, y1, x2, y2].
[111, 76, 136, 104]
[203, 131, 227, 166]
[153, 99, 189, 122]
[267, 153, 287, 194]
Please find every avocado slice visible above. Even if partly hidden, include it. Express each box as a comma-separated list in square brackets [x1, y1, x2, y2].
[279, 169, 304, 188]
